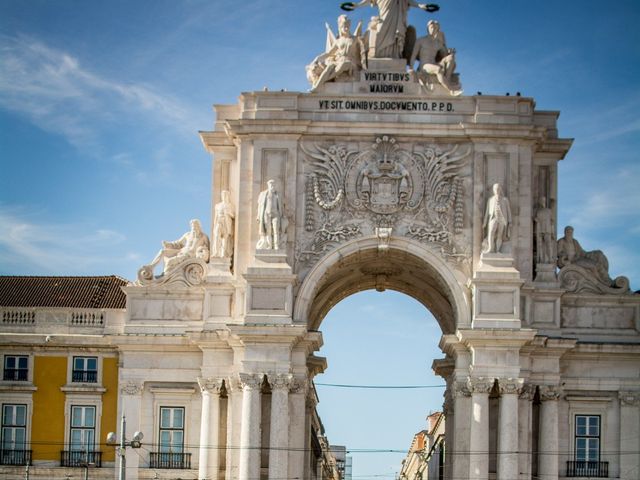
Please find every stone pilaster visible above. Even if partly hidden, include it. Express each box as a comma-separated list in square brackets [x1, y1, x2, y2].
[237, 373, 263, 480]
[119, 380, 144, 480]
[468, 377, 493, 480]
[619, 392, 640, 480]
[452, 380, 472, 480]
[518, 384, 536, 480]
[268, 374, 293, 480]
[538, 385, 561, 480]
[288, 376, 308, 480]
[197, 377, 225, 480]
[497, 378, 523, 480]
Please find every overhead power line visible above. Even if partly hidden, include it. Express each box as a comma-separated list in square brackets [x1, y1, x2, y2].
[315, 382, 446, 389]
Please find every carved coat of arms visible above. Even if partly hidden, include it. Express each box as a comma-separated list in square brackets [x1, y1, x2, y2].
[298, 136, 470, 270]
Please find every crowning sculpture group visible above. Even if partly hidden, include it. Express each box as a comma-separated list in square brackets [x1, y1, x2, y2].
[134, 1, 631, 296]
[307, 0, 462, 95]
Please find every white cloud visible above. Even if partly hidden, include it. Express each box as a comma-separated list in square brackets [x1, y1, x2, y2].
[0, 35, 205, 151]
[0, 205, 133, 276]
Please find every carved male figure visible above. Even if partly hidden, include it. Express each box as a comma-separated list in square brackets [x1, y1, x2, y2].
[349, 0, 429, 58]
[483, 183, 512, 253]
[534, 196, 556, 264]
[212, 190, 235, 258]
[144, 219, 209, 275]
[409, 20, 461, 95]
[308, 15, 366, 91]
[557, 226, 612, 285]
[257, 179, 283, 250]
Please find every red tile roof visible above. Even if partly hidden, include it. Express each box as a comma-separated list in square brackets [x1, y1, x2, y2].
[0, 276, 127, 309]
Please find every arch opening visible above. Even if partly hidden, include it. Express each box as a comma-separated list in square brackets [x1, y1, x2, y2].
[296, 237, 469, 334]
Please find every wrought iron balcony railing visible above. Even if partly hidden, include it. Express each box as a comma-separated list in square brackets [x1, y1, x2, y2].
[3, 368, 28, 381]
[72, 370, 98, 383]
[60, 450, 102, 467]
[0, 449, 32, 466]
[566, 460, 609, 477]
[149, 452, 192, 469]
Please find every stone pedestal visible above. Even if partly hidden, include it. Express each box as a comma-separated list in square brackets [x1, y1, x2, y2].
[244, 253, 296, 324]
[534, 263, 557, 284]
[471, 254, 524, 329]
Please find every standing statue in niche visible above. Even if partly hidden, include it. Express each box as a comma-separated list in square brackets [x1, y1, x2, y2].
[212, 190, 235, 258]
[257, 179, 283, 250]
[534, 196, 556, 264]
[483, 183, 512, 254]
[345, 0, 432, 59]
[409, 20, 462, 95]
[140, 219, 209, 277]
[307, 15, 367, 91]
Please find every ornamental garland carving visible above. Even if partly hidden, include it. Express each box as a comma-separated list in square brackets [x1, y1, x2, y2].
[298, 136, 470, 270]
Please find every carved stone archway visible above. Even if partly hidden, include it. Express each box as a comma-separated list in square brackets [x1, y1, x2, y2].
[294, 235, 471, 333]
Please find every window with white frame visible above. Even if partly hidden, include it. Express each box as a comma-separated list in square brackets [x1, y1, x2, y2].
[3, 356, 28, 382]
[70, 406, 96, 452]
[72, 357, 97, 383]
[159, 407, 184, 454]
[575, 415, 600, 462]
[1, 404, 28, 465]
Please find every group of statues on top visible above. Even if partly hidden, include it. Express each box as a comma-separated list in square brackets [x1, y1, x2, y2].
[307, 1, 461, 95]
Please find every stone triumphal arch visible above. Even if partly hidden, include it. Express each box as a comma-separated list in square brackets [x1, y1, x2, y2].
[119, 7, 640, 480]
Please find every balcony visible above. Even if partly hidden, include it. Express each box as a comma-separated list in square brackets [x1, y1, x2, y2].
[72, 370, 98, 383]
[0, 449, 32, 466]
[566, 460, 609, 477]
[3, 369, 28, 381]
[60, 450, 102, 467]
[149, 452, 192, 469]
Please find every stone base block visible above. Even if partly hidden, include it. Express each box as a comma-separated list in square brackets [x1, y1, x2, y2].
[534, 263, 558, 284]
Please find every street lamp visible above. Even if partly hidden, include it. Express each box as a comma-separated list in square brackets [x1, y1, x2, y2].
[106, 415, 144, 480]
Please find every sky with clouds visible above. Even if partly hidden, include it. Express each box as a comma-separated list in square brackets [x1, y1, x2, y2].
[1, 0, 639, 477]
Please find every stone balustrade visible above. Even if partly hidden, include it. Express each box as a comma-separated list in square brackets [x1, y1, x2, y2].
[0, 307, 122, 333]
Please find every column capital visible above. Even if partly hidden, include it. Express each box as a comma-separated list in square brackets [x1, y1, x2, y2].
[539, 385, 562, 401]
[467, 377, 494, 394]
[289, 376, 309, 394]
[120, 380, 144, 396]
[237, 373, 264, 391]
[497, 378, 524, 395]
[453, 380, 472, 398]
[269, 373, 294, 391]
[619, 391, 640, 406]
[198, 377, 225, 394]
[518, 383, 536, 401]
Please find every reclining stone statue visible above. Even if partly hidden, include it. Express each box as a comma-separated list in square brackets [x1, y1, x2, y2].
[138, 219, 210, 282]
[557, 225, 630, 294]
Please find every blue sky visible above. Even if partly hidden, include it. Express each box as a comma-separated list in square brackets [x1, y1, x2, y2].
[1, 0, 639, 477]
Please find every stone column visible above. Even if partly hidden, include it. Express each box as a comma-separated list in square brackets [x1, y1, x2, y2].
[619, 392, 640, 480]
[452, 380, 472, 480]
[497, 379, 522, 480]
[442, 389, 455, 480]
[119, 380, 144, 480]
[268, 374, 293, 480]
[468, 377, 493, 480]
[538, 386, 561, 480]
[288, 377, 308, 480]
[518, 384, 535, 480]
[198, 377, 225, 480]
[238, 373, 263, 480]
